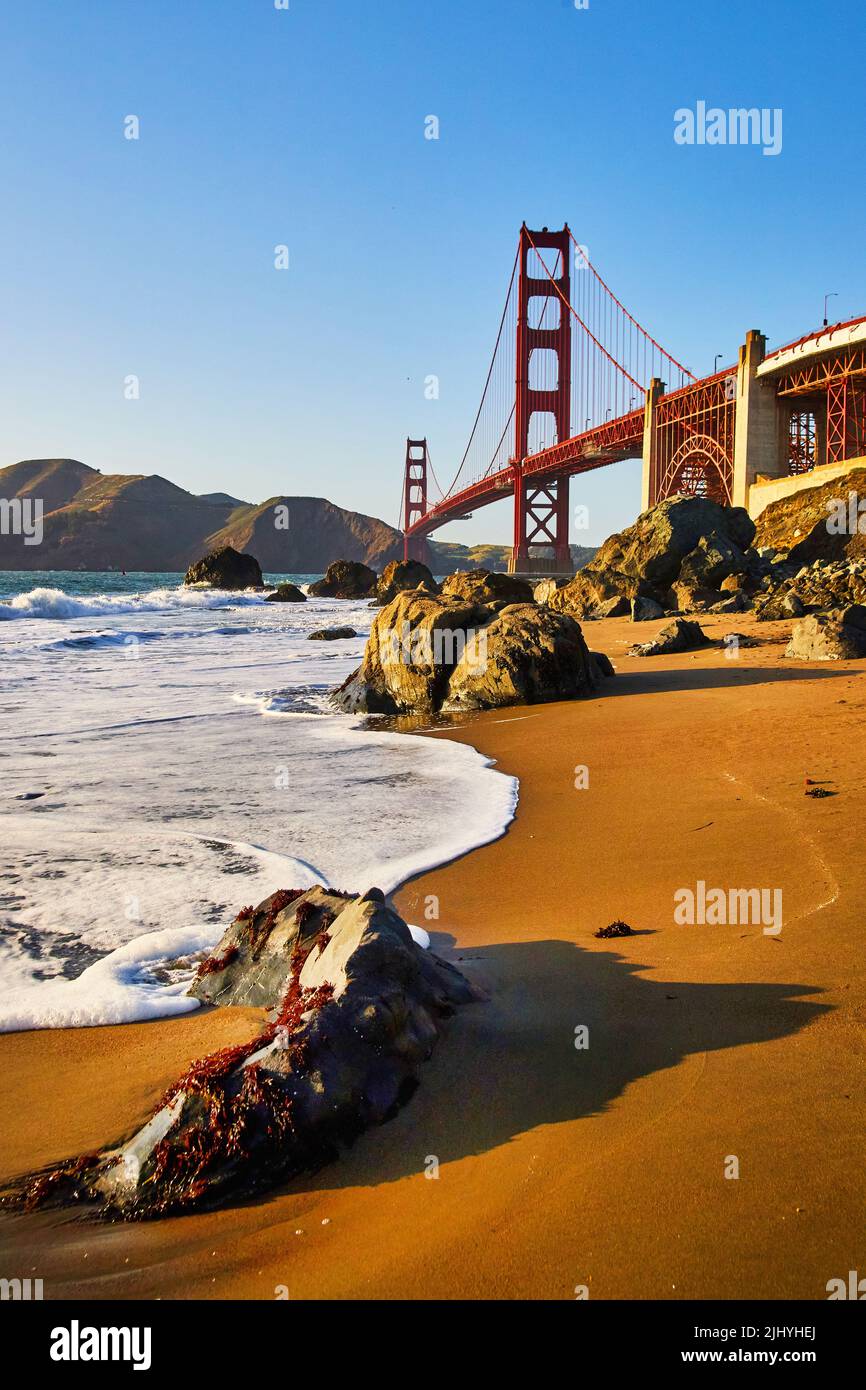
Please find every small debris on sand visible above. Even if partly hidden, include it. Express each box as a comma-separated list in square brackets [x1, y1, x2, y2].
[595, 920, 635, 939]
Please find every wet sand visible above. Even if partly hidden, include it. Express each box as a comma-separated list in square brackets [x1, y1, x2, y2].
[1, 610, 864, 1300]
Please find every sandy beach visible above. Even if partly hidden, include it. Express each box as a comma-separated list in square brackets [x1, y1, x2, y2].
[2, 608, 864, 1300]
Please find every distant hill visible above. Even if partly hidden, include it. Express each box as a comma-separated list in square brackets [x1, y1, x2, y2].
[428, 540, 597, 574]
[0, 459, 405, 572]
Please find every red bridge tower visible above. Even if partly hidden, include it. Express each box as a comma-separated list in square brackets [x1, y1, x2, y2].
[402, 438, 428, 562]
[512, 224, 572, 573]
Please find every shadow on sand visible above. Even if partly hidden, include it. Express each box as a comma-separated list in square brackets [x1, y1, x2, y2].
[259, 933, 829, 1200]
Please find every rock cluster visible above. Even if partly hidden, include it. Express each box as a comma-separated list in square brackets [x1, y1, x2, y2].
[547, 496, 758, 618]
[754, 557, 866, 618]
[331, 588, 605, 715]
[10, 887, 475, 1218]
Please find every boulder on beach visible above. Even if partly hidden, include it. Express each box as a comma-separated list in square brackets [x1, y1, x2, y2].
[590, 651, 616, 677]
[308, 626, 357, 641]
[440, 568, 534, 606]
[445, 602, 600, 711]
[10, 887, 476, 1218]
[375, 559, 439, 605]
[785, 606, 866, 661]
[264, 582, 307, 603]
[308, 559, 378, 599]
[332, 590, 494, 714]
[630, 617, 712, 657]
[631, 595, 665, 622]
[184, 546, 264, 590]
[331, 588, 605, 715]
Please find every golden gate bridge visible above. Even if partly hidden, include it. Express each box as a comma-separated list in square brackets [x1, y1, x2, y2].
[401, 224, 866, 574]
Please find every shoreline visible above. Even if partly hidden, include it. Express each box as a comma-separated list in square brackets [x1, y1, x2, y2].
[1, 609, 865, 1298]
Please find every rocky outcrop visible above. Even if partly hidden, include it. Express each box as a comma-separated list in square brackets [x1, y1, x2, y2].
[549, 496, 757, 617]
[630, 618, 712, 656]
[331, 588, 604, 715]
[785, 606, 866, 661]
[375, 559, 438, 605]
[308, 559, 378, 599]
[264, 582, 307, 603]
[752, 466, 866, 565]
[593, 495, 753, 583]
[440, 568, 534, 606]
[308, 626, 357, 641]
[10, 887, 475, 1218]
[184, 546, 264, 589]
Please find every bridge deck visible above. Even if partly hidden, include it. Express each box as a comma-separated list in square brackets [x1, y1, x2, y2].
[407, 408, 644, 539]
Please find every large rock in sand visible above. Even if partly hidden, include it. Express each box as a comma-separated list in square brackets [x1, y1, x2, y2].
[184, 545, 264, 590]
[445, 602, 600, 711]
[332, 590, 493, 714]
[785, 606, 866, 661]
[589, 496, 753, 587]
[11, 887, 475, 1218]
[331, 589, 603, 714]
[631, 595, 665, 622]
[630, 617, 712, 656]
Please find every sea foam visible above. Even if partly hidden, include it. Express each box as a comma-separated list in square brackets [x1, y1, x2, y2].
[0, 580, 517, 1030]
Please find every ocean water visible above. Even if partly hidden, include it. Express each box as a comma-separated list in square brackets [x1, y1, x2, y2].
[0, 573, 517, 1031]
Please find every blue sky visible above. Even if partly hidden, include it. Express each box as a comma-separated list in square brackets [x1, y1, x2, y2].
[0, 0, 863, 545]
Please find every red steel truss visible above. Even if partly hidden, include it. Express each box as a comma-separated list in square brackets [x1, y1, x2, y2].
[649, 369, 737, 507]
[774, 342, 866, 468]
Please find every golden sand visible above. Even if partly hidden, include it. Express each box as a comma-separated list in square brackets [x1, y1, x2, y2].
[1, 610, 863, 1299]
